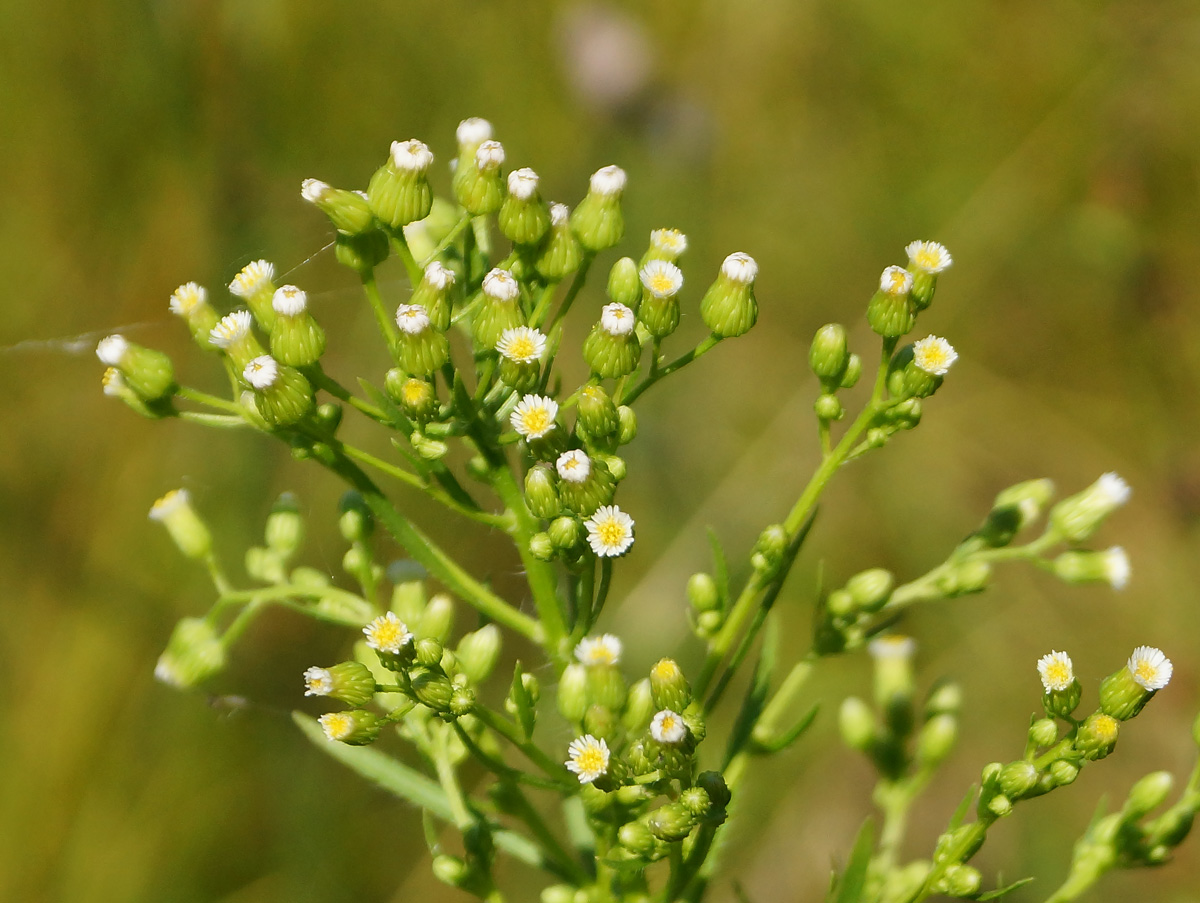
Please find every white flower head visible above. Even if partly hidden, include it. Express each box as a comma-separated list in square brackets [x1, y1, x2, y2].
[510, 394, 559, 439]
[496, 326, 547, 364]
[272, 285, 308, 316]
[589, 164, 627, 196]
[300, 178, 330, 204]
[169, 282, 207, 316]
[880, 265, 914, 296]
[303, 666, 334, 696]
[507, 167, 540, 200]
[101, 368, 125, 397]
[549, 202, 570, 226]
[651, 709, 688, 744]
[600, 302, 636, 336]
[566, 734, 610, 784]
[229, 260, 275, 298]
[423, 260, 456, 291]
[1096, 472, 1132, 508]
[96, 334, 130, 366]
[721, 252, 758, 283]
[390, 139, 434, 172]
[395, 303, 432, 334]
[210, 310, 253, 349]
[243, 355, 280, 389]
[482, 268, 520, 302]
[905, 240, 953, 274]
[912, 336, 958, 376]
[868, 635, 916, 660]
[149, 488, 190, 521]
[475, 139, 505, 172]
[584, 505, 635, 557]
[1102, 546, 1131, 590]
[574, 633, 622, 666]
[640, 260, 684, 299]
[556, 449, 591, 483]
[650, 228, 688, 257]
[1037, 650, 1075, 692]
[363, 611, 413, 654]
[456, 117, 494, 148]
[318, 712, 355, 742]
[1128, 646, 1172, 691]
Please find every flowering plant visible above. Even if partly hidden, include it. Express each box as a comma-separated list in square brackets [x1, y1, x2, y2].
[98, 118, 1199, 903]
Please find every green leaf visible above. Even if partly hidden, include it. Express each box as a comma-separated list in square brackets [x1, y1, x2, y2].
[707, 527, 730, 612]
[978, 877, 1034, 900]
[750, 703, 820, 754]
[722, 616, 779, 769]
[829, 818, 875, 903]
[509, 661, 537, 740]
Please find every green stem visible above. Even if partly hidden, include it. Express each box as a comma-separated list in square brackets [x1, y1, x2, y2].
[529, 280, 563, 329]
[432, 727, 474, 829]
[548, 255, 593, 330]
[308, 368, 390, 422]
[388, 230, 424, 289]
[621, 335, 721, 406]
[420, 214, 472, 268]
[176, 386, 243, 414]
[178, 412, 247, 428]
[473, 705, 574, 787]
[361, 272, 400, 354]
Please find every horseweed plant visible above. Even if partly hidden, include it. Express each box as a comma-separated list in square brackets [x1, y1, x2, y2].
[98, 118, 1200, 903]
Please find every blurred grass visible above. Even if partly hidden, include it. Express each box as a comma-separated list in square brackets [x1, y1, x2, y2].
[2, 1, 1200, 901]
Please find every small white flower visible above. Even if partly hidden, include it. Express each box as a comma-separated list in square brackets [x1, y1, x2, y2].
[423, 261, 455, 291]
[589, 164, 627, 196]
[210, 310, 253, 348]
[880, 265, 914, 296]
[549, 203, 570, 226]
[390, 139, 434, 172]
[507, 167, 539, 200]
[169, 282, 207, 316]
[650, 228, 688, 257]
[556, 449, 591, 483]
[496, 326, 547, 364]
[319, 712, 355, 742]
[303, 666, 334, 696]
[395, 303, 432, 334]
[363, 612, 413, 654]
[243, 355, 280, 389]
[565, 734, 611, 784]
[510, 394, 559, 439]
[1037, 650, 1075, 692]
[650, 709, 688, 744]
[584, 505, 635, 557]
[574, 633, 622, 665]
[475, 139, 505, 172]
[600, 302, 636, 336]
[301, 178, 330, 204]
[721, 252, 758, 283]
[912, 336, 958, 376]
[154, 656, 184, 688]
[101, 368, 125, 397]
[868, 635, 916, 660]
[272, 285, 308, 316]
[96, 334, 130, 366]
[149, 488, 190, 521]
[1102, 546, 1131, 590]
[482, 268, 520, 302]
[229, 260, 275, 298]
[456, 117, 494, 148]
[1096, 472, 1132, 508]
[905, 240, 953, 274]
[640, 260, 684, 299]
[1128, 646, 1172, 691]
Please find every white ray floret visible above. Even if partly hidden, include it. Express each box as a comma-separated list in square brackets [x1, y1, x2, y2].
[243, 355, 280, 389]
[423, 261, 456, 290]
[363, 612, 414, 654]
[169, 282, 207, 316]
[640, 260, 684, 298]
[574, 633, 622, 666]
[589, 165, 626, 196]
[1127, 646, 1172, 691]
[556, 449, 591, 483]
[272, 285, 308, 316]
[566, 734, 611, 784]
[483, 268, 520, 302]
[584, 505, 635, 557]
[880, 265, 914, 295]
[390, 139, 434, 172]
[912, 336, 958, 375]
[395, 303, 433, 334]
[1037, 650, 1075, 692]
[507, 168, 539, 199]
[96, 334, 130, 366]
[904, 240, 953, 274]
[456, 117, 494, 148]
[229, 260, 275, 298]
[300, 179, 329, 203]
[721, 252, 758, 283]
[650, 228, 688, 257]
[210, 310, 253, 348]
[510, 394, 559, 439]
[303, 667, 335, 697]
[651, 709, 688, 744]
[600, 302, 636, 336]
[496, 326, 547, 364]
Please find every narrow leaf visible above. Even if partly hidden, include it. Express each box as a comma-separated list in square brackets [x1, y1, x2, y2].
[833, 818, 876, 903]
[707, 527, 730, 611]
[978, 877, 1034, 900]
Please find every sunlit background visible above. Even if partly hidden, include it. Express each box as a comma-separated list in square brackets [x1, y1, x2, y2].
[2, 1, 1199, 901]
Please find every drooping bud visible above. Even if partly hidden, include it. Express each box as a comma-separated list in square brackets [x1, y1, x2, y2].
[1053, 546, 1130, 591]
[96, 335, 176, 402]
[700, 252, 758, 337]
[367, 139, 435, 229]
[303, 661, 376, 707]
[300, 179, 375, 235]
[154, 617, 226, 689]
[1049, 472, 1131, 543]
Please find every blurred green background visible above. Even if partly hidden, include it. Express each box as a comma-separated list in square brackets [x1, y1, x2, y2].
[2, 1, 1199, 901]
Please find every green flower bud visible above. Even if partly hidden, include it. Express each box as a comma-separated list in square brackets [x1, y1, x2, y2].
[616, 407, 638, 447]
[650, 658, 692, 713]
[980, 478, 1056, 545]
[700, 252, 758, 337]
[826, 588, 857, 618]
[500, 168, 552, 245]
[154, 617, 226, 689]
[385, 371, 438, 423]
[530, 532, 555, 560]
[268, 285, 326, 367]
[367, 139, 434, 229]
[583, 303, 641, 378]
[1029, 717, 1060, 748]
[1122, 771, 1173, 822]
[939, 864, 981, 899]
[410, 261, 459, 331]
[1052, 547, 1130, 591]
[881, 860, 932, 903]
[1049, 760, 1080, 787]
[924, 681, 962, 718]
[648, 801, 697, 842]
[303, 661, 376, 707]
[168, 283, 221, 352]
[450, 685, 476, 717]
[1100, 646, 1172, 721]
[338, 491, 373, 543]
[101, 368, 171, 419]
[904, 241, 953, 310]
[570, 164, 626, 252]
[583, 703, 618, 741]
[96, 335, 176, 402]
[839, 696, 877, 753]
[524, 465, 560, 519]
[149, 489, 212, 560]
[334, 230, 389, 276]
[695, 610, 724, 636]
[750, 524, 788, 577]
[556, 451, 616, 516]
[535, 203, 584, 281]
[917, 713, 958, 768]
[810, 324, 850, 382]
[867, 266, 916, 338]
[870, 635, 916, 714]
[315, 402, 342, 432]
[1144, 804, 1196, 849]
[840, 353, 863, 388]
[318, 709, 382, 746]
[986, 793, 1013, 818]
[637, 260, 684, 338]
[243, 356, 314, 428]
[587, 663, 628, 711]
[619, 820, 658, 856]
[393, 304, 449, 376]
[410, 665, 454, 712]
[680, 787, 711, 819]
[431, 853, 470, 888]
[417, 594, 455, 644]
[1049, 472, 1131, 543]
[577, 385, 620, 446]
[300, 179, 375, 235]
[623, 678, 655, 733]
[542, 516, 576, 551]
[473, 268, 526, 351]
[342, 545, 370, 579]
[228, 260, 278, 332]
[846, 568, 894, 612]
[456, 625, 502, 684]
[1075, 712, 1121, 760]
[606, 257, 641, 308]
[414, 637, 444, 668]
[682, 701, 707, 743]
[697, 771, 731, 812]
[687, 573, 720, 613]
[558, 663, 589, 723]
[999, 761, 1039, 799]
[453, 129, 505, 215]
[936, 559, 992, 597]
[245, 546, 285, 583]
[814, 393, 844, 422]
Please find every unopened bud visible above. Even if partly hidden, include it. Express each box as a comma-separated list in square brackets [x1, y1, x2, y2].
[607, 257, 641, 307]
[809, 324, 850, 382]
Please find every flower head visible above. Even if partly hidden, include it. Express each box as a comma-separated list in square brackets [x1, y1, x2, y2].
[721, 252, 758, 284]
[318, 712, 356, 742]
[243, 355, 280, 389]
[510, 394, 559, 439]
[912, 336, 958, 375]
[507, 167, 539, 200]
[549, 203, 570, 226]
[1037, 650, 1075, 692]
[556, 449, 591, 483]
[1096, 472, 1132, 508]
[149, 488, 190, 522]
[905, 241, 953, 274]
[496, 326, 547, 364]
[101, 368, 125, 397]
[303, 666, 335, 696]
[1128, 646, 1172, 691]
[574, 633, 622, 666]
[600, 302, 636, 336]
[363, 612, 413, 654]
[210, 310, 254, 349]
[880, 265, 914, 296]
[272, 285, 308, 316]
[96, 334, 130, 366]
[456, 117, 494, 148]
[423, 261, 456, 290]
[169, 282, 207, 316]
[640, 260, 684, 299]
[565, 734, 611, 784]
[229, 260, 276, 298]
[650, 708, 688, 744]
[395, 303, 432, 334]
[589, 165, 626, 196]
[1102, 546, 1131, 590]
[483, 268, 520, 302]
[389, 139, 434, 172]
[475, 140, 505, 172]
[300, 179, 329, 204]
[650, 228, 688, 258]
[584, 505, 635, 557]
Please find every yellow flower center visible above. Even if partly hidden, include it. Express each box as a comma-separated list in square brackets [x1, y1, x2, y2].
[652, 659, 681, 682]
[885, 270, 909, 294]
[401, 380, 429, 405]
[576, 746, 606, 773]
[596, 518, 626, 546]
[1092, 715, 1118, 742]
[323, 713, 353, 740]
[1134, 660, 1158, 683]
[659, 714, 677, 732]
[648, 273, 676, 295]
[508, 337, 536, 360]
[369, 621, 405, 649]
[1045, 662, 1071, 688]
[520, 408, 551, 435]
[914, 248, 942, 270]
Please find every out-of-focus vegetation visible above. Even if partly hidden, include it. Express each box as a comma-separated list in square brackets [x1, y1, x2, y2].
[1, 1, 1199, 901]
